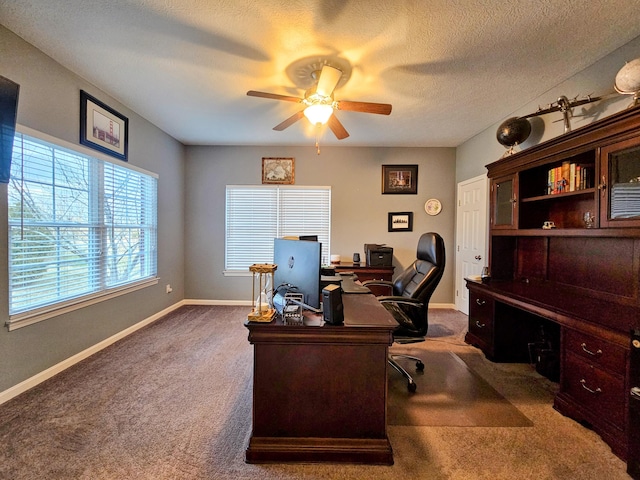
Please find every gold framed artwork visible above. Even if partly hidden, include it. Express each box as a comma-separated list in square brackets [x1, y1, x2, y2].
[262, 157, 294, 184]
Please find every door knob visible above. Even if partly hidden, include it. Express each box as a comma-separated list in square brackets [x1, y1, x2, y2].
[475, 255, 482, 261]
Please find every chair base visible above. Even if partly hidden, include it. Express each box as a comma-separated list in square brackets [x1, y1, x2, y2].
[389, 354, 424, 392]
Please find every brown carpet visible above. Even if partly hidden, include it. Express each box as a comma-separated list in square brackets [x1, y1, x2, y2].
[0, 305, 630, 479]
[388, 350, 532, 427]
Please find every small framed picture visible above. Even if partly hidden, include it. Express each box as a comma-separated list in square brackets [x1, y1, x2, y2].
[382, 164, 418, 194]
[80, 90, 128, 161]
[388, 212, 413, 232]
[262, 157, 294, 184]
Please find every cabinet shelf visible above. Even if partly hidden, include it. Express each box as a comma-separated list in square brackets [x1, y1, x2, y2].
[521, 188, 595, 203]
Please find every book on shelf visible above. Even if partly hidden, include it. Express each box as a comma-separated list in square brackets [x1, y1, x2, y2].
[547, 163, 591, 195]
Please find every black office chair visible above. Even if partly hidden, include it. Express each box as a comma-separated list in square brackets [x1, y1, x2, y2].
[363, 232, 446, 392]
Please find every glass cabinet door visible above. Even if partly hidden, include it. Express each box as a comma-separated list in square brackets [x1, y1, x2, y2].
[491, 175, 517, 229]
[600, 137, 640, 228]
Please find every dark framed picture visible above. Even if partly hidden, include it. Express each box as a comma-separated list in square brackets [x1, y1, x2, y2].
[80, 90, 128, 161]
[382, 164, 418, 194]
[388, 212, 413, 232]
[262, 157, 294, 184]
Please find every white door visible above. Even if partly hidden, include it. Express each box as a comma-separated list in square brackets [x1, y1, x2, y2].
[455, 174, 488, 314]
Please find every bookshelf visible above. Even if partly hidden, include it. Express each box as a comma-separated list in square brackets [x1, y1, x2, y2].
[467, 105, 640, 460]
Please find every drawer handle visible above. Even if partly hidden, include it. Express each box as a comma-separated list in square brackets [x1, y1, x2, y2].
[580, 379, 602, 395]
[475, 320, 486, 329]
[475, 298, 486, 306]
[580, 343, 602, 357]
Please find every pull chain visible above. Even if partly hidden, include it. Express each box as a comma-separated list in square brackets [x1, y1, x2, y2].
[315, 125, 321, 155]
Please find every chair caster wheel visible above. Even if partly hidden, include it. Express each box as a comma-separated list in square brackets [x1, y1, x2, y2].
[416, 361, 425, 371]
[407, 381, 417, 393]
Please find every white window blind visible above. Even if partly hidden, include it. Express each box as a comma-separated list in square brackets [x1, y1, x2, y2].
[7, 131, 158, 325]
[225, 185, 331, 271]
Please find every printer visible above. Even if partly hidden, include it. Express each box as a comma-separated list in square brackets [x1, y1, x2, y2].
[364, 244, 393, 267]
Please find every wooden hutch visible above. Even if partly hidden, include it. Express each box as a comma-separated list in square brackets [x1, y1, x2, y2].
[465, 105, 640, 460]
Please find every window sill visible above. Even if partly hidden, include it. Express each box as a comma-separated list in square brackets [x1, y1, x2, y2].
[6, 278, 159, 331]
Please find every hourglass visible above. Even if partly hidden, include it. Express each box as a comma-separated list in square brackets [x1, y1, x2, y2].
[248, 263, 277, 322]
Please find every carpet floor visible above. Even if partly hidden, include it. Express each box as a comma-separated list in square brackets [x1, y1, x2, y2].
[0, 305, 630, 479]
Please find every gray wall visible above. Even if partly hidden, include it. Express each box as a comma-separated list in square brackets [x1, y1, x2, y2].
[456, 35, 640, 183]
[0, 26, 185, 392]
[184, 145, 456, 304]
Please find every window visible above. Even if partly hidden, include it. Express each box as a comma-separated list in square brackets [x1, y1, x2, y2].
[225, 185, 331, 272]
[7, 130, 158, 329]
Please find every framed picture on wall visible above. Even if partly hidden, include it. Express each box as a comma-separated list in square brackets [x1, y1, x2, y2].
[262, 157, 294, 184]
[80, 90, 128, 161]
[381, 164, 418, 194]
[388, 211, 413, 232]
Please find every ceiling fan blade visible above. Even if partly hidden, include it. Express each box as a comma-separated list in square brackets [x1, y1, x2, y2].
[336, 100, 392, 115]
[315, 65, 342, 97]
[273, 110, 305, 131]
[247, 90, 302, 103]
[327, 114, 349, 140]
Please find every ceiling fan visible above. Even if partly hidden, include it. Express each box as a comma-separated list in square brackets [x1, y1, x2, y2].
[246, 64, 392, 141]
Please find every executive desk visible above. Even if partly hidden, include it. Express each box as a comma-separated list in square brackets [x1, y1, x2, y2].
[244, 293, 396, 464]
[465, 277, 635, 458]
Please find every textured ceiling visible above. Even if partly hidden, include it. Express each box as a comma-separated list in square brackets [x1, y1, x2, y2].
[2, 0, 640, 147]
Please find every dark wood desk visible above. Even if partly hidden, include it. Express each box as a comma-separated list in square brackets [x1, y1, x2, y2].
[244, 294, 396, 464]
[465, 278, 635, 458]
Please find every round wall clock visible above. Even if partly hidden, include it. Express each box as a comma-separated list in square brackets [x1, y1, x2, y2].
[424, 198, 442, 216]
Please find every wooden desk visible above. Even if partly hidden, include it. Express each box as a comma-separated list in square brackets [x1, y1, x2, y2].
[465, 278, 634, 458]
[333, 263, 394, 282]
[244, 294, 396, 464]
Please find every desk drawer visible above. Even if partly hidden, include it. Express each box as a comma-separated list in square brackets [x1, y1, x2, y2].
[468, 291, 494, 343]
[562, 351, 626, 428]
[564, 329, 627, 373]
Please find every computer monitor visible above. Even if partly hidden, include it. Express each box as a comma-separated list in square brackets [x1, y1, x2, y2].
[273, 238, 321, 310]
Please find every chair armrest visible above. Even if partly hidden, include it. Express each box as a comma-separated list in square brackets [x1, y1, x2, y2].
[361, 279, 393, 287]
[377, 296, 424, 310]
[361, 279, 394, 296]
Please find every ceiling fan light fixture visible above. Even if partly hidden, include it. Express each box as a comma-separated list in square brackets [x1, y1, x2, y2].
[303, 103, 334, 125]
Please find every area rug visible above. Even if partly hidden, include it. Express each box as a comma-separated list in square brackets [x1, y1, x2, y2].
[387, 350, 533, 427]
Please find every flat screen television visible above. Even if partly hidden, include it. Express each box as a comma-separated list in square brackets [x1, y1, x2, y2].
[273, 238, 321, 311]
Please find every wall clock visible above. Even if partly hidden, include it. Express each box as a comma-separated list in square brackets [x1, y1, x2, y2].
[424, 198, 442, 216]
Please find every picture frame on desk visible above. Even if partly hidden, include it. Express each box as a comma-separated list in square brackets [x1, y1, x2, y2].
[381, 164, 418, 194]
[388, 211, 413, 232]
[80, 90, 128, 161]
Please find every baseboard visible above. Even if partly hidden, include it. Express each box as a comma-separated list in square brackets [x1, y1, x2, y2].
[430, 303, 457, 309]
[0, 300, 186, 406]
